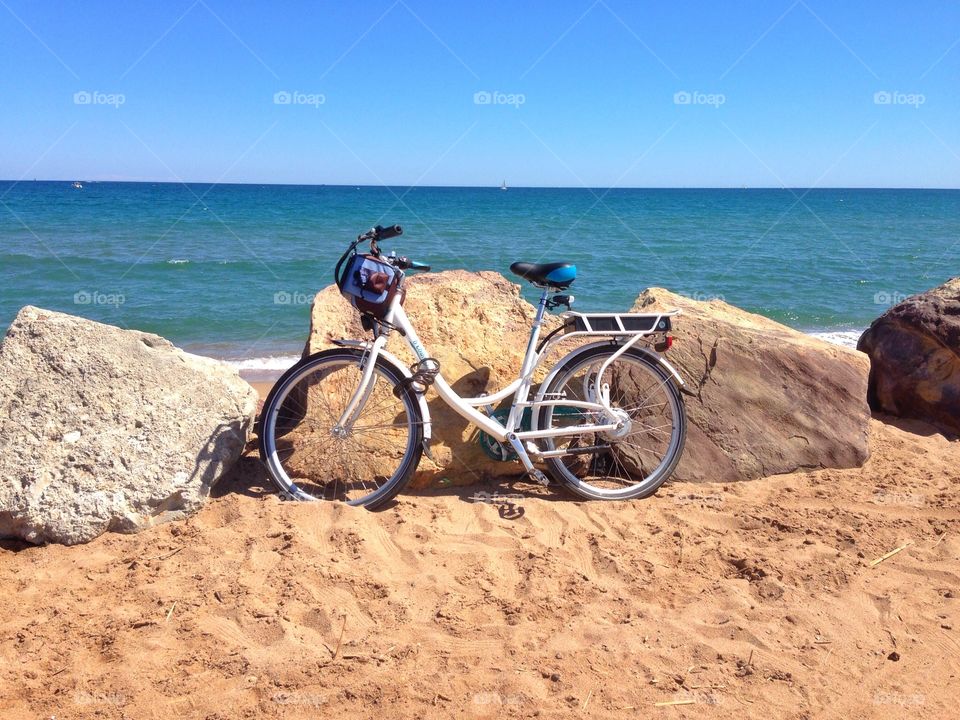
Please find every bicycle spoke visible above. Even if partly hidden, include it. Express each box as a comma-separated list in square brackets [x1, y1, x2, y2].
[262, 354, 420, 505]
[542, 349, 684, 498]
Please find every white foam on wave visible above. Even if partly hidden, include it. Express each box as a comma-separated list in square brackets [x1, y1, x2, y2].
[808, 330, 864, 349]
[167, 258, 189, 264]
[224, 355, 300, 372]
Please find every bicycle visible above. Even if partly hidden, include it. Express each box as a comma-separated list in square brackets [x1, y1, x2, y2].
[258, 224, 688, 509]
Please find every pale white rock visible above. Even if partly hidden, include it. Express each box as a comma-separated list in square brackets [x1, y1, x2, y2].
[0, 306, 258, 545]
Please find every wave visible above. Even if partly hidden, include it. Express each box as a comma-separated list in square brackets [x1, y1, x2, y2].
[222, 354, 301, 372]
[808, 330, 864, 349]
[0, 252, 306, 270]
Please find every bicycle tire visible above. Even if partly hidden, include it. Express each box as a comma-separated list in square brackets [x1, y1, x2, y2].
[258, 348, 424, 509]
[536, 345, 686, 500]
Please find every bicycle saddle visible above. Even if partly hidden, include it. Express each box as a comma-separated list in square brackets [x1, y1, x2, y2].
[509, 261, 577, 289]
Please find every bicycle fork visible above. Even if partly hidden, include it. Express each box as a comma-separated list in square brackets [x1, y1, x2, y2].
[334, 333, 388, 434]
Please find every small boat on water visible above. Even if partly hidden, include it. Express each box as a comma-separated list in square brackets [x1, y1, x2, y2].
[71, 181, 83, 189]
[500, 180, 508, 191]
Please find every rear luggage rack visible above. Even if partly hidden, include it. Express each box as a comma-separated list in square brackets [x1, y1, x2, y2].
[562, 310, 678, 336]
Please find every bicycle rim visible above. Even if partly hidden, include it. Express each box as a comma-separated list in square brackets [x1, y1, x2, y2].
[260, 351, 421, 506]
[540, 348, 685, 499]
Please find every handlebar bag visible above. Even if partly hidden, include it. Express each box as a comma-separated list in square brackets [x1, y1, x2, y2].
[340, 253, 401, 318]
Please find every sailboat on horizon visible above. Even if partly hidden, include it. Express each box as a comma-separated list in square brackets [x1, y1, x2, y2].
[500, 179, 508, 191]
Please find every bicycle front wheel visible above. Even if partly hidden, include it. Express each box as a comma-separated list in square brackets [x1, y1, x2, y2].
[537, 345, 686, 500]
[258, 348, 423, 508]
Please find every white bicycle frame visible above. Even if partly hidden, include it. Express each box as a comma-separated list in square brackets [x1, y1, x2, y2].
[335, 279, 684, 477]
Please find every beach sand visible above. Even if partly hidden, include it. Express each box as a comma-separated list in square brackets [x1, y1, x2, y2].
[1, 416, 958, 718]
[248, 380, 274, 402]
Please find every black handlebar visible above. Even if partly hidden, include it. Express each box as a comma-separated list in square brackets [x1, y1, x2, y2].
[337, 223, 430, 289]
[375, 224, 402, 240]
[357, 224, 402, 256]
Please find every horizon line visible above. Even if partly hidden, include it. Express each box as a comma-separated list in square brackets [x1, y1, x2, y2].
[3, 179, 960, 191]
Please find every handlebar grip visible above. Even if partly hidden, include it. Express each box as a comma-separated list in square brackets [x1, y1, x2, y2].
[394, 256, 430, 272]
[376, 224, 402, 240]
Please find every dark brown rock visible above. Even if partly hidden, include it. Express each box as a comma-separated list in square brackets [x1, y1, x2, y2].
[858, 277, 960, 437]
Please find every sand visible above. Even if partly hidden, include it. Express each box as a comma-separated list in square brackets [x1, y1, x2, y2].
[1, 416, 958, 719]
[248, 380, 275, 403]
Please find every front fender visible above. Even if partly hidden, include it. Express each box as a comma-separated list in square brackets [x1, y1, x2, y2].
[331, 339, 432, 442]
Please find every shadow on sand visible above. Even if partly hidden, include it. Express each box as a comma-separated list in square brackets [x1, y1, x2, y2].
[215, 451, 575, 518]
[871, 411, 957, 440]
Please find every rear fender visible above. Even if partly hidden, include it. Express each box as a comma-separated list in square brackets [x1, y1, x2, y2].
[531, 340, 686, 432]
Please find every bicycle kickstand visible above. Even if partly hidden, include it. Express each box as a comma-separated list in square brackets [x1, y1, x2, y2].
[506, 432, 551, 487]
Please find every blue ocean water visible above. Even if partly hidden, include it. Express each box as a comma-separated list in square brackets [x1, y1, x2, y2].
[1, 181, 958, 371]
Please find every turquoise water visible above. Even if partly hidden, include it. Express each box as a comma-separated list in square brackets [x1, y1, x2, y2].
[1, 181, 958, 369]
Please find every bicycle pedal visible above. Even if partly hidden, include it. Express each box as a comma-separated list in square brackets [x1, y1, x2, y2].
[528, 469, 551, 486]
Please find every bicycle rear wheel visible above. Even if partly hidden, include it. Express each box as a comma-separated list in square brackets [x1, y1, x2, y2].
[258, 348, 423, 508]
[537, 345, 686, 500]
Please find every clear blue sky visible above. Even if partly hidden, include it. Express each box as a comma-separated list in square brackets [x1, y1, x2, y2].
[2, 0, 958, 187]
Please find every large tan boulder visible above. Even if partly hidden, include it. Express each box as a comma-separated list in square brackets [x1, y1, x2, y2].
[0, 307, 258, 545]
[306, 270, 560, 485]
[634, 288, 871, 481]
[858, 277, 960, 437]
[306, 273, 872, 486]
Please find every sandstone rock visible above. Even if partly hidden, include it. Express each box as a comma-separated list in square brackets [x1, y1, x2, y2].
[858, 277, 960, 437]
[0, 307, 258, 545]
[305, 272, 870, 486]
[306, 270, 560, 485]
[633, 288, 871, 481]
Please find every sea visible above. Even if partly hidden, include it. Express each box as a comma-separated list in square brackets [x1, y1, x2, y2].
[1, 182, 957, 378]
